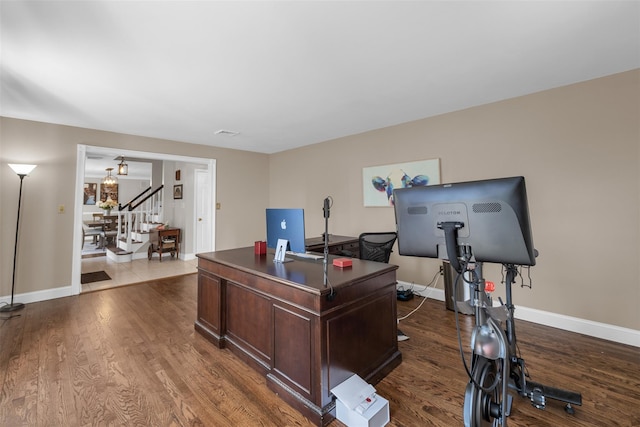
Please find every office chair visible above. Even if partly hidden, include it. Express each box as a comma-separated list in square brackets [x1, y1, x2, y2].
[358, 232, 397, 263]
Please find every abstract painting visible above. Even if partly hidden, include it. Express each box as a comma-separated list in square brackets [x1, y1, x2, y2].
[362, 158, 440, 206]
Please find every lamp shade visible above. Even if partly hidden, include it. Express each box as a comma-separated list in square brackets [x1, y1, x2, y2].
[8, 164, 37, 176]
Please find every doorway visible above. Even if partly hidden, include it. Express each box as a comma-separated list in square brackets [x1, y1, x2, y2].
[72, 145, 216, 295]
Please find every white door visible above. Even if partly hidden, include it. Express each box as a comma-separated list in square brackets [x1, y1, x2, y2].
[195, 169, 213, 253]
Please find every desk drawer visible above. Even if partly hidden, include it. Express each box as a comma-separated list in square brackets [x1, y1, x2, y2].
[340, 241, 359, 257]
[327, 241, 359, 258]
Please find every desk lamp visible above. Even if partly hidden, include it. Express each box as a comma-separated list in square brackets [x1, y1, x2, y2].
[1, 164, 37, 313]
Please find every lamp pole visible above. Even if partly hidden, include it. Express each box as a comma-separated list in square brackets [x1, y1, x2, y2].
[2, 164, 36, 313]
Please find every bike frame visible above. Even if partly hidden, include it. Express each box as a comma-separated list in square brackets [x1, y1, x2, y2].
[462, 262, 581, 426]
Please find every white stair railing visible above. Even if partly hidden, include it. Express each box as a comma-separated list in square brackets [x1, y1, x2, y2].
[115, 185, 165, 252]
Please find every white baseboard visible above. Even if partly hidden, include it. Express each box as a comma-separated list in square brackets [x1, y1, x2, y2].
[1, 285, 74, 307]
[181, 252, 197, 261]
[512, 306, 640, 348]
[397, 280, 640, 348]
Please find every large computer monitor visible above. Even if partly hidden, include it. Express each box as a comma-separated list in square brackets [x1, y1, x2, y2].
[393, 176, 536, 268]
[266, 208, 306, 254]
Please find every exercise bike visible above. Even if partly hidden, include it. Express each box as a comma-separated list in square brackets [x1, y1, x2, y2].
[440, 223, 582, 426]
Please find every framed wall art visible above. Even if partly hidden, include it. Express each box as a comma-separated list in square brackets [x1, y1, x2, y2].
[83, 182, 97, 205]
[173, 184, 183, 199]
[362, 158, 440, 207]
[100, 183, 118, 203]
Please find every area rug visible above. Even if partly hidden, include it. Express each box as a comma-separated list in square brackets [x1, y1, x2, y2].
[81, 271, 111, 284]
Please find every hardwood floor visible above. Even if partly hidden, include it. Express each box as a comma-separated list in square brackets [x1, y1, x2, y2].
[1, 274, 638, 426]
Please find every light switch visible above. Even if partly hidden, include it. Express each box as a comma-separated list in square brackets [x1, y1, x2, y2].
[58, 205, 65, 214]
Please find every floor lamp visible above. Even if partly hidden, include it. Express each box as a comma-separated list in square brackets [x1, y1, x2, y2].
[1, 163, 37, 313]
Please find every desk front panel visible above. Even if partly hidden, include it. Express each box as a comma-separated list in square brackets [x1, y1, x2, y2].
[206, 273, 319, 403]
[196, 270, 223, 345]
[226, 280, 273, 367]
[272, 303, 314, 398]
[326, 289, 398, 385]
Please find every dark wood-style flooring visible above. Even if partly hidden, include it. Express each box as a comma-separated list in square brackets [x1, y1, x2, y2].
[1, 274, 638, 426]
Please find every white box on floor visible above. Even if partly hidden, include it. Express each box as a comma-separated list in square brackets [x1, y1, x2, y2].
[331, 374, 390, 427]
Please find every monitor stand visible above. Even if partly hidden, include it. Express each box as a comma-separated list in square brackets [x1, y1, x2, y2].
[274, 238, 293, 263]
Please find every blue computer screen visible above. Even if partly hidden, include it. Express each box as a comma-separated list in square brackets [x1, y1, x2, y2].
[266, 208, 306, 253]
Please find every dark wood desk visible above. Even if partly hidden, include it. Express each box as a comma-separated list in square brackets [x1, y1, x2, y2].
[305, 234, 359, 257]
[195, 247, 401, 426]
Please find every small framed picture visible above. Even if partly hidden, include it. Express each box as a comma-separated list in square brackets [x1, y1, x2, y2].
[173, 184, 183, 199]
[175, 170, 181, 181]
[83, 182, 97, 205]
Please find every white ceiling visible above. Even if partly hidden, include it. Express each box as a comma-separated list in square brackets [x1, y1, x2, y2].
[1, 1, 639, 155]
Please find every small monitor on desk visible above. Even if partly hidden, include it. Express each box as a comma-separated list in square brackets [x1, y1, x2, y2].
[266, 208, 306, 258]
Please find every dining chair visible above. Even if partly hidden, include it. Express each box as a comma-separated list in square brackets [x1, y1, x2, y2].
[82, 224, 102, 249]
[100, 215, 119, 249]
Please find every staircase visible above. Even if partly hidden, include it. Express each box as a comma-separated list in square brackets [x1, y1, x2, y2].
[106, 185, 164, 263]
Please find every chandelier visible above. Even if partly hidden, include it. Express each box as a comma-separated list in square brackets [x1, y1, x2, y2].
[102, 167, 118, 186]
[117, 156, 128, 175]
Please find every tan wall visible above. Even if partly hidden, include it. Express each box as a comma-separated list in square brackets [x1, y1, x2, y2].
[0, 119, 269, 294]
[270, 70, 640, 330]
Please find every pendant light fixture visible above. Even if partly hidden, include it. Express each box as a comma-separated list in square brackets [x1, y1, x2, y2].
[102, 167, 118, 187]
[117, 156, 128, 176]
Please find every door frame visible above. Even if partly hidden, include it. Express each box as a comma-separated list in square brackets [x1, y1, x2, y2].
[71, 144, 216, 296]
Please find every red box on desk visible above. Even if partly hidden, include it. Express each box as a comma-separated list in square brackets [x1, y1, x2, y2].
[333, 258, 353, 268]
[254, 241, 266, 255]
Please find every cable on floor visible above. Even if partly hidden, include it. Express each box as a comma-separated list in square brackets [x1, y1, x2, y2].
[397, 270, 440, 322]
